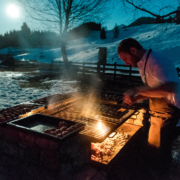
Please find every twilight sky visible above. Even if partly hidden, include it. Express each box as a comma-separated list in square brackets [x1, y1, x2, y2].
[0, 0, 179, 35]
[0, 0, 25, 35]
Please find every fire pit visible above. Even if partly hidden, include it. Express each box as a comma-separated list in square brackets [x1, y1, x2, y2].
[0, 90, 150, 179]
[90, 121, 142, 168]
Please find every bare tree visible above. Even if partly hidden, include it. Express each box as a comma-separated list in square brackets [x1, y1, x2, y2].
[119, 0, 180, 21]
[17, 0, 111, 67]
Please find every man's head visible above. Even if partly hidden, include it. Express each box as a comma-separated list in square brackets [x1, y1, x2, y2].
[117, 38, 144, 67]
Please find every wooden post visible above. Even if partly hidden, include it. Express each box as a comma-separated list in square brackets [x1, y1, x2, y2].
[12, 58, 14, 71]
[129, 66, 132, 77]
[97, 62, 100, 76]
[176, 67, 180, 77]
[83, 61, 85, 76]
[114, 62, 116, 80]
[103, 64, 105, 76]
[51, 59, 53, 69]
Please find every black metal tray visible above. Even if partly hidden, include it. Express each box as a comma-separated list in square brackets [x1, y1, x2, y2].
[8, 113, 85, 141]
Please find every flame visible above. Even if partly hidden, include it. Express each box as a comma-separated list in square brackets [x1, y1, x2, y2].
[98, 121, 102, 129]
[96, 121, 109, 135]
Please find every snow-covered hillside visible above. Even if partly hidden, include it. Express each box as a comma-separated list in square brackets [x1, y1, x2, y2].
[1, 23, 180, 66]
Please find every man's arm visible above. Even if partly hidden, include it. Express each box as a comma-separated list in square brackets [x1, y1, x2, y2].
[136, 82, 179, 98]
[123, 82, 179, 105]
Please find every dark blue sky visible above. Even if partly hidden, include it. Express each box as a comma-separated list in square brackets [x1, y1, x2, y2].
[0, 0, 179, 35]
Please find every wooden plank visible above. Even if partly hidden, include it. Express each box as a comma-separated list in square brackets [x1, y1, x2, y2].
[83, 62, 99, 65]
[73, 62, 97, 65]
[50, 60, 141, 77]
[101, 73, 139, 77]
[102, 64, 131, 67]
[78, 69, 93, 72]
[84, 67, 98, 70]
[129, 66, 132, 77]
[100, 68, 138, 73]
[83, 62, 84, 76]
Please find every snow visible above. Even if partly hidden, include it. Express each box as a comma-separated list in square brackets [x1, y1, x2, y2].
[0, 23, 179, 66]
[0, 71, 78, 110]
[0, 23, 180, 110]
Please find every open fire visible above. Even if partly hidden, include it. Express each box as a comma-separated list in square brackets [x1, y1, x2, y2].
[95, 116, 110, 136]
[91, 121, 141, 165]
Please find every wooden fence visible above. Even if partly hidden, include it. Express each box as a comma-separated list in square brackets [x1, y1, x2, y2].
[51, 61, 140, 79]
[1, 58, 180, 79]
[52, 61, 180, 79]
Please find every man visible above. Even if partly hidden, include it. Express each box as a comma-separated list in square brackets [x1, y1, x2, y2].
[117, 38, 180, 175]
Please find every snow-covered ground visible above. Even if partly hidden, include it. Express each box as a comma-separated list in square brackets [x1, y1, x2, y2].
[1, 23, 180, 110]
[0, 71, 78, 110]
[1, 23, 180, 66]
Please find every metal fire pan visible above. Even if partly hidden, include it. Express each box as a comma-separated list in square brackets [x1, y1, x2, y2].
[8, 113, 85, 141]
[90, 123, 143, 170]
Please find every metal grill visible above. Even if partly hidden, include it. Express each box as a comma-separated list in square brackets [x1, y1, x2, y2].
[40, 92, 143, 142]
[52, 106, 137, 142]
[53, 113, 117, 142]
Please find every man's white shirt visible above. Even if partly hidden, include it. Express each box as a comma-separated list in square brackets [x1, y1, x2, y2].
[137, 49, 180, 109]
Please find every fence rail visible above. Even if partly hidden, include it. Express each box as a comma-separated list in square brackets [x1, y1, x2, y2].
[1, 58, 180, 80]
[52, 61, 180, 79]
[51, 61, 139, 79]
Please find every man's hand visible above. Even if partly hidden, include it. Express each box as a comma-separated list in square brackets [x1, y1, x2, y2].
[123, 89, 137, 106]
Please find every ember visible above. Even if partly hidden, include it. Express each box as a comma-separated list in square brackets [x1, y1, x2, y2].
[91, 122, 141, 165]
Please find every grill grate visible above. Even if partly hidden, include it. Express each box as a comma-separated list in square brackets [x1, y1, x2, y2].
[53, 108, 137, 142]
[40, 91, 142, 142]
[54, 114, 117, 142]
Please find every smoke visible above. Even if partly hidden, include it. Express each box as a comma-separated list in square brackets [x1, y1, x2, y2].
[79, 92, 100, 117]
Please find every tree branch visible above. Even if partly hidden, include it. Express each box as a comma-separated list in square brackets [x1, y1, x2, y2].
[125, 0, 178, 18]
